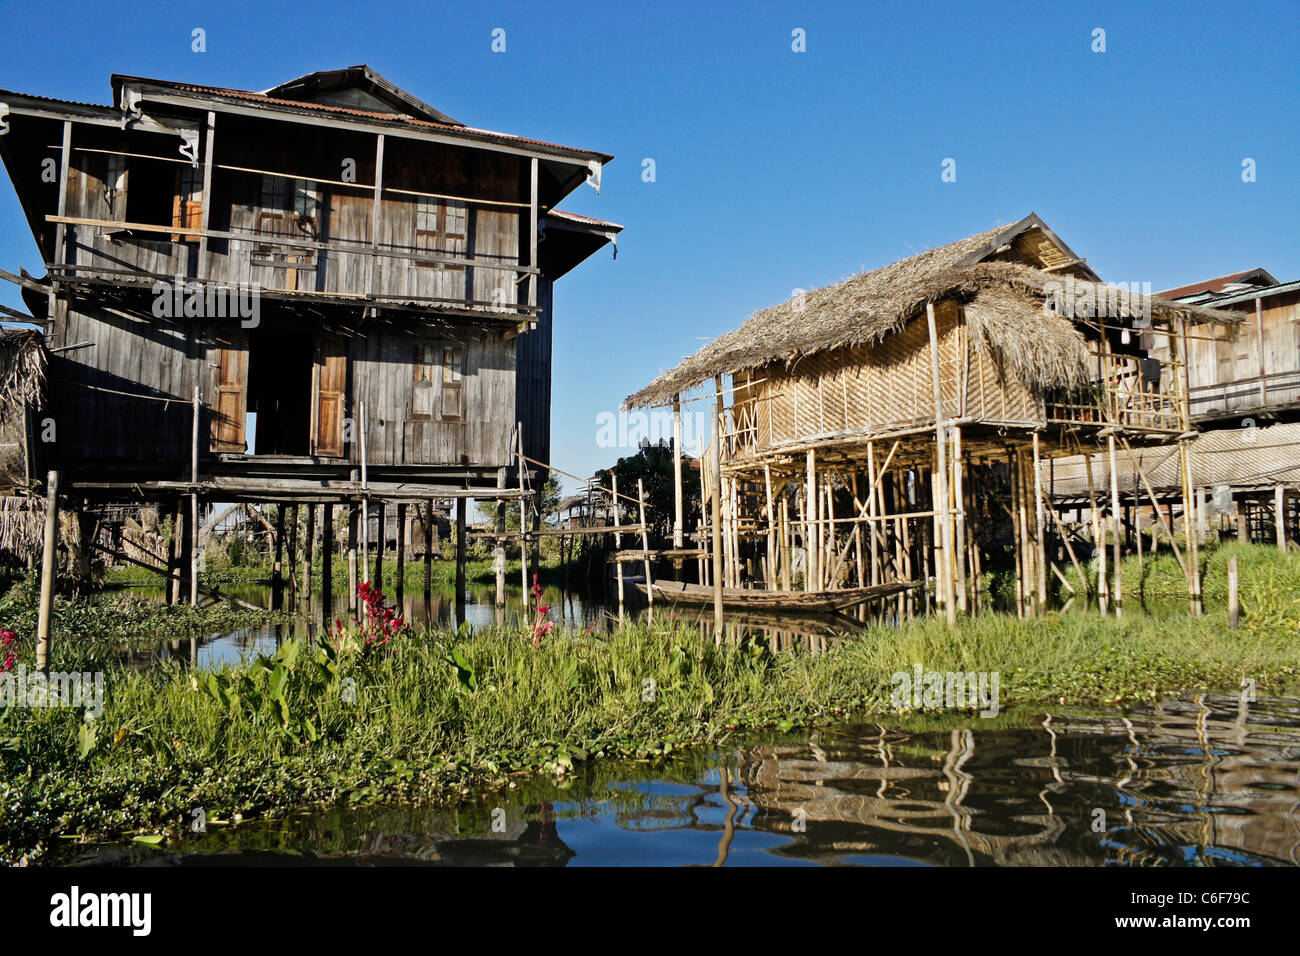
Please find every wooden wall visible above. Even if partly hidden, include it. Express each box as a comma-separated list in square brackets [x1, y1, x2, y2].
[1158, 290, 1300, 418]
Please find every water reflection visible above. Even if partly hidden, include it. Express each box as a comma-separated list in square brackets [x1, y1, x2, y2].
[78, 694, 1300, 867]
[109, 580, 864, 670]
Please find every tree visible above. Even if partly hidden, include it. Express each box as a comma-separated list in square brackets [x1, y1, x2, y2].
[598, 438, 701, 545]
[477, 473, 562, 531]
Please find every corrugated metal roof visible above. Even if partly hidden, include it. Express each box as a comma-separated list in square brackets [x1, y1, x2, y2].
[1200, 278, 1300, 309]
[1049, 421, 1300, 498]
[111, 74, 613, 162]
[1157, 268, 1278, 301]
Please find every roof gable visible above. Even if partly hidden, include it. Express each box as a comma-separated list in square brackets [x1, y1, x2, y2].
[264, 65, 462, 126]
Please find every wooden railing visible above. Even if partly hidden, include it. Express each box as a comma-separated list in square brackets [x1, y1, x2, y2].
[1046, 353, 1182, 432]
[1188, 369, 1300, 419]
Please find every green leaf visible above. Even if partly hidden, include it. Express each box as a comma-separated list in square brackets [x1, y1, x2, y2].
[76, 721, 97, 760]
[132, 834, 164, 845]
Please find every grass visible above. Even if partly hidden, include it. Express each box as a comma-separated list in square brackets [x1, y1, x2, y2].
[2, 542, 1298, 864]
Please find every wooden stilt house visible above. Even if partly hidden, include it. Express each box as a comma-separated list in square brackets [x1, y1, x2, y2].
[625, 213, 1235, 619]
[0, 66, 620, 602]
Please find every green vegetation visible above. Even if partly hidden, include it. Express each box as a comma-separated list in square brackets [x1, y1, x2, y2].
[1, 540, 1297, 865]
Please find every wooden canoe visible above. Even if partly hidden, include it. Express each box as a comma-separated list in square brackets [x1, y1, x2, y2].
[633, 580, 916, 613]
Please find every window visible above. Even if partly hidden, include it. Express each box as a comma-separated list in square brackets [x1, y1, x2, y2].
[103, 153, 127, 218]
[441, 345, 464, 421]
[414, 197, 467, 267]
[257, 174, 288, 236]
[171, 164, 204, 242]
[124, 157, 179, 229]
[412, 343, 463, 421]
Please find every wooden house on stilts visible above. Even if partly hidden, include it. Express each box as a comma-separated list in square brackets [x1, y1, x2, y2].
[0, 66, 620, 611]
[625, 214, 1236, 621]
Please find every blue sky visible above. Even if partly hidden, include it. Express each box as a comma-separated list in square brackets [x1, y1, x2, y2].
[1, 0, 1296, 491]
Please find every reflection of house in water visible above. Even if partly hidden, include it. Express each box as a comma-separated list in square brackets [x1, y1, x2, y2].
[726, 700, 1299, 866]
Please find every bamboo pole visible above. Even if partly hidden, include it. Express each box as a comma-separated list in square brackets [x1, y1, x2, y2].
[1032, 434, 1047, 611]
[612, 472, 625, 608]
[953, 426, 968, 614]
[190, 384, 200, 607]
[1275, 484, 1286, 554]
[673, 394, 684, 578]
[764, 464, 777, 587]
[305, 503, 316, 610]
[711, 376, 725, 634]
[346, 501, 358, 610]
[638, 478, 653, 606]
[779, 496, 791, 591]
[517, 424, 529, 611]
[35, 470, 59, 675]
[1083, 448, 1105, 612]
[805, 448, 819, 592]
[926, 303, 956, 627]
[1107, 434, 1123, 619]
[1227, 554, 1240, 629]
[394, 502, 406, 606]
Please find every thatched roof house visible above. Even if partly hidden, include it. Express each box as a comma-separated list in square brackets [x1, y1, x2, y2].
[625, 213, 1237, 419]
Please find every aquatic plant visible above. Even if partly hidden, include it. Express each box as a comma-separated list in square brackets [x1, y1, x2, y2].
[332, 581, 408, 656]
[529, 574, 554, 647]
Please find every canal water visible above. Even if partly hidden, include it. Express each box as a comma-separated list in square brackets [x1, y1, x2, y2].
[74, 693, 1300, 867]
[111, 577, 857, 670]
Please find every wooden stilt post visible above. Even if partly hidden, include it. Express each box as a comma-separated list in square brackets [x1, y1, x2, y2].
[424, 500, 434, 602]
[1107, 434, 1123, 619]
[273, 503, 285, 610]
[805, 448, 819, 592]
[953, 426, 968, 614]
[372, 499, 385, 590]
[1196, 485, 1207, 546]
[395, 502, 406, 607]
[346, 501, 358, 611]
[35, 470, 59, 675]
[1236, 497, 1248, 544]
[779, 495, 791, 591]
[1084, 448, 1105, 613]
[1020, 451, 1037, 617]
[455, 496, 467, 621]
[1180, 439, 1202, 615]
[321, 504, 333, 621]
[1032, 433, 1047, 612]
[304, 503, 316, 610]
[612, 471, 625, 608]
[638, 478, 653, 605]
[517, 424, 529, 611]
[1227, 554, 1240, 630]
[926, 303, 955, 627]
[287, 503, 299, 604]
[849, 472, 865, 588]
[764, 464, 777, 588]
[711, 375, 725, 634]
[673, 393, 684, 579]
[190, 384, 200, 607]
[1275, 484, 1286, 554]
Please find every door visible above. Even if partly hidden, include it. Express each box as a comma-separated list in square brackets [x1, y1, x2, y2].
[312, 334, 348, 457]
[210, 330, 249, 453]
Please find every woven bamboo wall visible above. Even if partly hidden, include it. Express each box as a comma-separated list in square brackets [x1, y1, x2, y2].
[732, 300, 1041, 454]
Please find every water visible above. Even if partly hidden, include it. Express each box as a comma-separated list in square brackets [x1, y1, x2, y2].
[108, 578, 857, 670]
[75, 693, 1300, 867]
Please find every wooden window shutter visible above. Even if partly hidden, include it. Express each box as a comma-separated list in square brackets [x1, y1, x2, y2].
[210, 333, 249, 453]
[312, 335, 348, 457]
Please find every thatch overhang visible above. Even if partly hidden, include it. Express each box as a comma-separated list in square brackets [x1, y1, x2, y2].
[624, 216, 1241, 409]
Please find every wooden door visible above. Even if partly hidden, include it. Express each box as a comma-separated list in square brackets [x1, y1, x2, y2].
[210, 330, 249, 453]
[312, 334, 348, 457]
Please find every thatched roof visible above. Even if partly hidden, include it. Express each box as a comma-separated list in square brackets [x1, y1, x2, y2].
[0, 328, 45, 413]
[624, 217, 1241, 409]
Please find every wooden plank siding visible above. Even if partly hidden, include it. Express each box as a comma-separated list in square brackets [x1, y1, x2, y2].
[40, 115, 529, 475]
